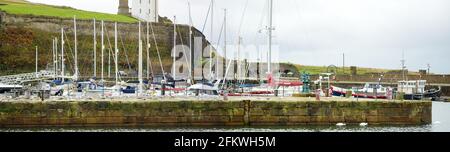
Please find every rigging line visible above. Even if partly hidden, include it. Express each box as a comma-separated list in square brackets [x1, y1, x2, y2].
[103, 24, 114, 71]
[216, 19, 225, 50]
[145, 22, 155, 79]
[104, 24, 121, 81]
[176, 26, 192, 74]
[186, 0, 194, 26]
[237, 0, 250, 36]
[148, 48, 154, 78]
[149, 21, 166, 80]
[62, 31, 77, 76]
[201, 0, 212, 33]
[119, 33, 132, 72]
[256, 0, 269, 45]
[65, 28, 82, 79]
[204, 19, 224, 66]
[236, 0, 249, 83]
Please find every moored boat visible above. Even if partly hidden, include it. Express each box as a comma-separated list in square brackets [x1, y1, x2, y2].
[331, 82, 389, 99]
[398, 80, 441, 100]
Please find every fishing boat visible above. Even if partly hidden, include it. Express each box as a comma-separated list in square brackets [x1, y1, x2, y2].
[331, 82, 389, 99]
[352, 83, 388, 99]
[424, 88, 442, 101]
[398, 80, 441, 100]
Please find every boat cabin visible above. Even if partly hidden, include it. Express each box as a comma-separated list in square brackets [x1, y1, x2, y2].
[397, 80, 426, 94]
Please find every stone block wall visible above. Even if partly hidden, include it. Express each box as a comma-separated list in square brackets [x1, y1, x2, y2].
[0, 100, 431, 127]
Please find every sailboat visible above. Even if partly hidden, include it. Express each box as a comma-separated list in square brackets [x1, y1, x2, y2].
[49, 16, 80, 97]
[187, 1, 223, 96]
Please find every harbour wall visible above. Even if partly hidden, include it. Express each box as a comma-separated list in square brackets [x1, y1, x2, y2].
[310, 74, 450, 84]
[0, 100, 431, 127]
[309, 74, 450, 96]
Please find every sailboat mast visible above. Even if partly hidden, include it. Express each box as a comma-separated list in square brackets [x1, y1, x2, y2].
[52, 39, 55, 78]
[146, 21, 150, 80]
[74, 16, 78, 81]
[138, 21, 143, 95]
[108, 41, 111, 78]
[35, 46, 38, 77]
[115, 22, 119, 87]
[188, 1, 193, 81]
[237, 37, 241, 81]
[223, 9, 227, 79]
[61, 28, 65, 83]
[101, 20, 104, 81]
[210, 0, 214, 80]
[173, 16, 177, 80]
[268, 0, 273, 74]
[55, 37, 58, 78]
[93, 18, 97, 77]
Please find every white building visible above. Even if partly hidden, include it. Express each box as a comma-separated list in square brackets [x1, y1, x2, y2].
[131, 0, 159, 22]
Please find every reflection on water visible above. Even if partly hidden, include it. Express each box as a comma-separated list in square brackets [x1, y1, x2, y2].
[1, 102, 449, 132]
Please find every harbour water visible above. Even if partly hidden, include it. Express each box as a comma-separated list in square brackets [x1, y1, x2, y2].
[0, 102, 447, 132]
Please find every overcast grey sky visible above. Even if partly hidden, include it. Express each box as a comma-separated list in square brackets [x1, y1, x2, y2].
[28, 0, 450, 74]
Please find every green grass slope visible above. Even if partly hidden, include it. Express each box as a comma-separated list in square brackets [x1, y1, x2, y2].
[293, 64, 406, 75]
[0, 0, 138, 23]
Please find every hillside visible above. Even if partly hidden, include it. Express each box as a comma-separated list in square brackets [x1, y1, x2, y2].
[293, 64, 408, 75]
[0, 0, 213, 77]
[0, 0, 137, 23]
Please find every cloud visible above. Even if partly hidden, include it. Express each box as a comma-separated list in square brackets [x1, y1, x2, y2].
[27, 0, 450, 73]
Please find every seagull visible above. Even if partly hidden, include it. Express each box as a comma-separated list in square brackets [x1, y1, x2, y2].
[336, 123, 346, 126]
[359, 122, 368, 126]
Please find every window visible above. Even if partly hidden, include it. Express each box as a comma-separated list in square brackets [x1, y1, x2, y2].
[140, 9, 141, 14]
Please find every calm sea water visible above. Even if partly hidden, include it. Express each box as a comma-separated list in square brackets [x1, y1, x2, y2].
[1, 102, 449, 132]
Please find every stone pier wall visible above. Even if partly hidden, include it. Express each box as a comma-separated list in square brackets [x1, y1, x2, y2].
[0, 100, 431, 127]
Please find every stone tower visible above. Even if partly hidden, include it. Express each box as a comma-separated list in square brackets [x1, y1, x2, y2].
[118, 0, 131, 16]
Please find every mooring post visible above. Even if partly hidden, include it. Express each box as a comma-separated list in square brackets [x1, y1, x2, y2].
[315, 89, 320, 101]
[161, 84, 166, 96]
[40, 90, 44, 101]
[223, 90, 228, 101]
